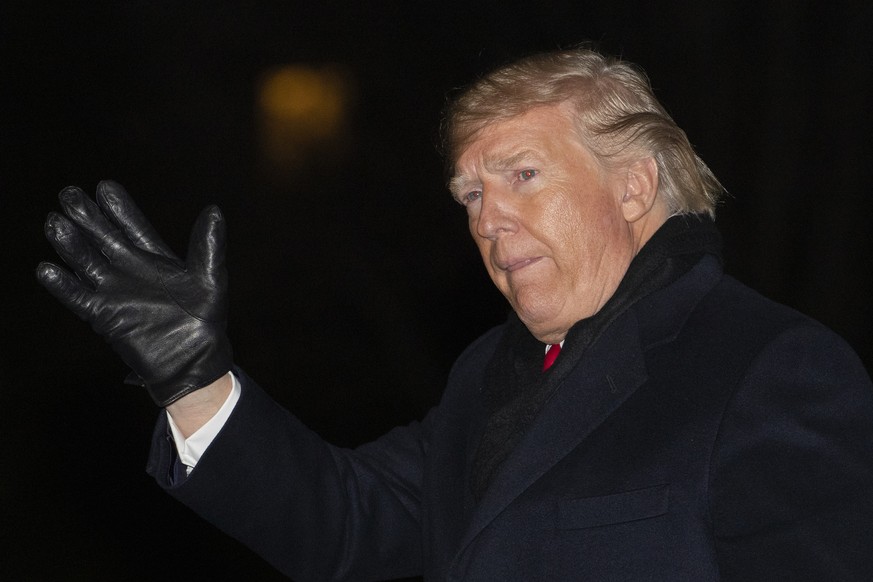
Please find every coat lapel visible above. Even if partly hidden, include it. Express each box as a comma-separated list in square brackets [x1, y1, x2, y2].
[452, 255, 723, 563]
[456, 310, 649, 554]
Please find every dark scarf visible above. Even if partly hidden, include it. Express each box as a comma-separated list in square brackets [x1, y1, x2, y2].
[469, 214, 723, 500]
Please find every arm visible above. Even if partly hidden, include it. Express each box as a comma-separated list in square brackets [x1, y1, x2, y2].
[149, 369, 427, 581]
[39, 182, 427, 580]
[711, 324, 873, 581]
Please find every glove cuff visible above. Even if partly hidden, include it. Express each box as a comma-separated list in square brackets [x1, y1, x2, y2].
[142, 336, 234, 407]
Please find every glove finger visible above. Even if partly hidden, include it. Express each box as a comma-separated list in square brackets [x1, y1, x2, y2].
[35, 261, 98, 321]
[96, 180, 182, 264]
[44, 211, 109, 286]
[187, 205, 227, 279]
[58, 186, 136, 265]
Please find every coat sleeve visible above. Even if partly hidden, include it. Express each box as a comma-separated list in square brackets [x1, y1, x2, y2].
[711, 322, 873, 581]
[147, 367, 428, 581]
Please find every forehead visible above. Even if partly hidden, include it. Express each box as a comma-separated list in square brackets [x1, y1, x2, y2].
[449, 105, 587, 192]
[451, 105, 583, 182]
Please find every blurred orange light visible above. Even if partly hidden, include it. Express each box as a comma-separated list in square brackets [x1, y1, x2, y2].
[256, 65, 351, 172]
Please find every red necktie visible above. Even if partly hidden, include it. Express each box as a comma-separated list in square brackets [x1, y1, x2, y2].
[542, 343, 561, 371]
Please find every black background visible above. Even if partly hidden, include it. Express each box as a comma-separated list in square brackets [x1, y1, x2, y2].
[2, 1, 871, 580]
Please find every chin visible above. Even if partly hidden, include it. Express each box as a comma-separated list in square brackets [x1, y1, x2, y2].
[514, 294, 597, 342]
[514, 307, 565, 342]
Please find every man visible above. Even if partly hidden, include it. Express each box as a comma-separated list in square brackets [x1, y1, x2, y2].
[38, 48, 873, 581]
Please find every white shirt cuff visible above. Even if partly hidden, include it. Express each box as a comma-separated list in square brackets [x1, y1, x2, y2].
[167, 371, 241, 475]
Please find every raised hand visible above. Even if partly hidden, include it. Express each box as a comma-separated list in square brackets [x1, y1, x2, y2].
[36, 180, 233, 406]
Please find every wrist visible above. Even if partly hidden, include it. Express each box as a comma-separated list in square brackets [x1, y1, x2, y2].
[165, 372, 233, 438]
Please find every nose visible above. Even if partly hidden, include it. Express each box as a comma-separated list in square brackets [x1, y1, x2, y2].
[474, 187, 516, 240]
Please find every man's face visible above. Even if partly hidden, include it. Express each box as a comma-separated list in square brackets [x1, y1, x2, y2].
[451, 104, 639, 344]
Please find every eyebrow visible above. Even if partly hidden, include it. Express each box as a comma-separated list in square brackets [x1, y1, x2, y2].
[448, 173, 479, 202]
[449, 149, 541, 200]
[484, 149, 539, 171]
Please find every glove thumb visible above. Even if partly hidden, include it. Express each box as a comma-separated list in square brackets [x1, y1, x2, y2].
[187, 205, 227, 279]
[159, 205, 228, 320]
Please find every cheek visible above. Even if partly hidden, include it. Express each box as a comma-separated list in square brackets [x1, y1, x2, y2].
[472, 234, 493, 266]
[468, 213, 479, 238]
[472, 237, 512, 295]
[539, 187, 595, 246]
[548, 188, 625, 270]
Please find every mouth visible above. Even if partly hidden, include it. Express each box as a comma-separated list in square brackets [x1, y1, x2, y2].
[501, 256, 543, 273]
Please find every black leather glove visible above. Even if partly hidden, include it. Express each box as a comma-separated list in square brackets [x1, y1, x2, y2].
[36, 180, 233, 407]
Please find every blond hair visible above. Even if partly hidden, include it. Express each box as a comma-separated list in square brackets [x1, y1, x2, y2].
[442, 48, 723, 217]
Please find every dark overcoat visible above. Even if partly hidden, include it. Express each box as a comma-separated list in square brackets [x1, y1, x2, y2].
[148, 254, 873, 581]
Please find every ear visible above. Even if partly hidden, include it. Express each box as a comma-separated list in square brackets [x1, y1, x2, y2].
[620, 157, 659, 223]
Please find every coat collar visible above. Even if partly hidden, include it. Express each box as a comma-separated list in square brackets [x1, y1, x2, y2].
[455, 253, 723, 558]
[469, 216, 723, 501]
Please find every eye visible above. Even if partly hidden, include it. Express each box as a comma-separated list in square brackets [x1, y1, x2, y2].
[518, 169, 538, 181]
[461, 190, 482, 206]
